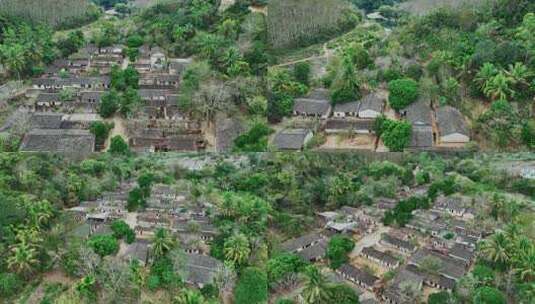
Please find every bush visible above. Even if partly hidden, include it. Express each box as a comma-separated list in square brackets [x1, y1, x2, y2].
[388, 78, 419, 111]
[294, 62, 311, 86]
[381, 120, 412, 152]
[428, 291, 455, 304]
[87, 234, 119, 257]
[326, 235, 355, 269]
[98, 90, 120, 118]
[472, 287, 506, 304]
[109, 136, 129, 155]
[233, 122, 273, 152]
[521, 119, 535, 148]
[89, 121, 114, 149]
[234, 267, 268, 304]
[0, 273, 22, 298]
[111, 220, 135, 244]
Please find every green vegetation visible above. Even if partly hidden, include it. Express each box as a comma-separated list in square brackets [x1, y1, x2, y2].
[233, 122, 273, 152]
[326, 236, 355, 269]
[234, 267, 268, 304]
[88, 234, 119, 256]
[388, 78, 419, 111]
[375, 116, 412, 152]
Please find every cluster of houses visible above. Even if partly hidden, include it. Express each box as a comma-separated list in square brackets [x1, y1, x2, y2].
[272, 86, 471, 151]
[278, 188, 485, 303]
[19, 43, 206, 154]
[68, 181, 222, 288]
[19, 112, 99, 157]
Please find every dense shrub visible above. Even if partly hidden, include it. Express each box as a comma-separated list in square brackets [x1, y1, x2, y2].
[326, 235, 355, 269]
[388, 78, 419, 111]
[87, 234, 119, 257]
[234, 267, 268, 304]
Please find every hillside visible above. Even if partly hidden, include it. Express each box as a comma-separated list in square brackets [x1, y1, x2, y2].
[0, 0, 100, 28]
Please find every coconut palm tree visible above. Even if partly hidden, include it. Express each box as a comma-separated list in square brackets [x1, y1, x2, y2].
[223, 233, 250, 266]
[483, 72, 515, 101]
[301, 266, 331, 304]
[475, 62, 498, 91]
[174, 289, 207, 304]
[479, 233, 511, 267]
[506, 62, 533, 86]
[513, 245, 535, 282]
[7, 241, 39, 277]
[151, 228, 175, 259]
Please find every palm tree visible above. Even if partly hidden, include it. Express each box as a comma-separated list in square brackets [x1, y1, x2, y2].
[174, 289, 206, 304]
[223, 233, 250, 266]
[479, 233, 511, 267]
[513, 245, 535, 282]
[475, 62, 498, 91]
[151, 228, 175, 259]
[301, 266, 331, 304]
[7, 242, 39, 278]
[483, 72, 515, 101]
[506, 62, 532, 86]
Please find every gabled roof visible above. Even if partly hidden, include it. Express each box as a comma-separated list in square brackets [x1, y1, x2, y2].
[381, 234, 416, 252]
[436, 106, 469, 136]
[273, 129, 312, 150]
[338, 263, 378, 286]
[281, 232, 323, 252]
[403, 99, 432, 126]
[325, 119, 374, 131]
[333, 101, 359, 113]
[31, 113, 64, 129]
[215, 117, 243, 153]
[361, 247, 399, 266]
[293, 98, 331, 115]
[20, 129, 95, 155]
[297, 239, 328, 261]
[36, 93, 61, 103]
[359, 93, 385, 113]
[305, 88, 330, 101]
[184, 253, 223, 286]
[410, 125, 433, 148]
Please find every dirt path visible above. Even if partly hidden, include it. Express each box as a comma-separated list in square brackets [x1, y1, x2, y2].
[104, 116, 128, 151]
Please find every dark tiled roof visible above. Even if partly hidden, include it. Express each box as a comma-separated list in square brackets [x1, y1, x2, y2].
[184, 253, 223, 286]
[215, 117, 243, 152]
[122, 240, 150, 264]
[273, 129, 312, 150]
[31, 113, 63, 129]
[359, 93, 385, 113]
[381, 234, 416, 252]
[403, 99, 432, 126]
[20, 129, 95, 155]
[334, 101, 359, 113]
[293, 98, 331, 116]
[325, 119, 373, 131]
[410, 125, 433, 148]
[305, 88, 330, 101]
[436, 106, 469, 137]
[409, 249, 466, 280]
[361, 247, 399, 266]
[281, 232, 323, 252]
[296, 239, 328, 261]
[36, 93, 61, 103]
[338, 263, 378, 287]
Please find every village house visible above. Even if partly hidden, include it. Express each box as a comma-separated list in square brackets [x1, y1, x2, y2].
[168, 58, 192, 75]
[405, 264, 456, 292]
[293, 98, 332, 118]
[361, 247, 400, 269]
[273, 128, 313, 151]
[337, 263, 379, 291]
[183, 253, 223, 288]
[296, 238, 329, 262]
[380, 233, 417, 254]
[215, 116, 243, 152]
[435, 106, 470, 144]
[402, 99, 434, 149]
[434, 195, 475, 219]
[139, 74, 180, 89]
[35, 93, 63, 110]
[409, 248, 467, 280]
[280, 232, 325, 253]
[98, 45, 124, 55]
[139, 89, 170, 102]
[173, 220, 217, 241]
[324, 119, 374, 134]
[20, 129, 95, 157]
[120, 239, 151, 266]
[381, 267, 424, 304]
[448, 243, 476, 265]
[358, 93, 385, 119]
[333, 101, 359, 118]
[129, 134, 205, 153]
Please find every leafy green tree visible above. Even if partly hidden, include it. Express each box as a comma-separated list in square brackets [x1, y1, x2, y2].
[327, 284, 359, 304]
[99, 90, 120, 118]
[330, 55, 360, 104]
[326, 236, 355, 269]
[87, 234, 119, 257]
[224, 233, 251, 266]
[472, 287, 506, 304]
[233, 122, 273, 152]
[109, 136, 129, 155]
[294, 62, 311, 86]
[111, 220, 135, 244]
[89, 121, 114, 149]
[381, 119, 412, 152]
[57, 30, 85, 57]
[388, 78, 419, 111]
[119, 88, 141, 117]
[267, 253, 307, 286]
[174, 289, 208, 304]
[234, 267, 268, 304]
[472, 265, 495, 286]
